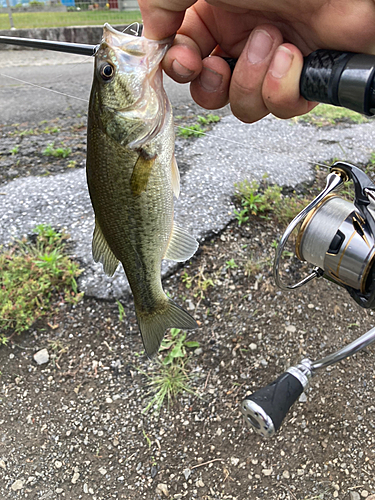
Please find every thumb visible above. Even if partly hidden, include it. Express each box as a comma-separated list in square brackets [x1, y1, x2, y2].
[138, 1, 197, 40]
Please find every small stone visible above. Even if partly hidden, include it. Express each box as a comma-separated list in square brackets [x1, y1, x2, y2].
[71, 472, 80, 484]
[0, 460, 6, 470]
[366, 496, 375, 500]
[282, 470, 290, 479]
[361, 491, 369, 498]
[155, 483, 169, 497]
[262, 468, 272, 476]
[83, 484, 88, 493]
[230, 457, 240, 466]
[285, 325, 296, 333]
[56, 488, 64, 494]
[99, 467, 107, 475]
[55, 461, 62, 469]
[297, 469, 304, 476]
[333, 492, 339, 498]
[183, 469, 191, 480]
[151, 465, 158, 479]
[33, 348, 49, 365]
[113, 437, 119, 446]
[249, 343, 257, 351]
[307, 303, 315, 309]
[196, 479, 204, 487]
[11, 480, 24, 491]
[299, 393, 307, 403]
[350, 493, 361, 500]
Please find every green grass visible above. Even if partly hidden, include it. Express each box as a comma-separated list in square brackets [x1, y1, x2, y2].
[295, 103, 369, 127]
[140, 328, 200, 413]
[177, 114, 221, 139]
[0, 10, 141, 30]
[43, 143, 71, 158]
[234, 178, 312, 227]
[0, 224, 83, 341]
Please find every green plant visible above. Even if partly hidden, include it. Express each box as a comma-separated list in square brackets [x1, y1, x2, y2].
[42, 143, 71, 158]
[141, 358, 196, 413]
[0, 224, 83, 337]
[177, 124, 205, 138]
[43, 126, 60, 134]
[225, 258, 238, 269]
[234, 179, 309, 227]
[197, 114, 221, 125]
[67, 160, 77, 168]
[181, 267, 215, 299]
[10, 146, 19, 155]
[116, 300, 126, 322]
[160, 328, 200, 365]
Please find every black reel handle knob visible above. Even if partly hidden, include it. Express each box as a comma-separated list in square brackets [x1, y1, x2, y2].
[241, 368, 309, 437]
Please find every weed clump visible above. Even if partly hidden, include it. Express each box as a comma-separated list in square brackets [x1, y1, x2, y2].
[0, 224, 83, 340]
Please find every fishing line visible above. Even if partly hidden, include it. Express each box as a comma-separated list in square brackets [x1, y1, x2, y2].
[0, 73, 89, 102]
[0, 72, 351, 169]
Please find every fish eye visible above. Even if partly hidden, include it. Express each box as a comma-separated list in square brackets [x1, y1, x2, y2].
[100, 63, 114, 81]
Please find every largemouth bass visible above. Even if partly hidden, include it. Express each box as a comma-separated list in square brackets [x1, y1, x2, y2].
[86, 24, 198, 356]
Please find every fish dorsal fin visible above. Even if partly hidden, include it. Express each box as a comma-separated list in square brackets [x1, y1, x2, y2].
[92, 218, 120, 277]
[137, 297, 198, 356]
[171, 155, 180, 198]
[164, 224, 198, 262]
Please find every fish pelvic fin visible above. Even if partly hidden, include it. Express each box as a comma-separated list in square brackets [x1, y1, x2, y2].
[164, 225, 199, 262]
[92, 218, 120, 277]
[137, 298, 198, 357]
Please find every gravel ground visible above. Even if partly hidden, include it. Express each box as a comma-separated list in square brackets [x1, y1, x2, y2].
[1, 107, 375, 498]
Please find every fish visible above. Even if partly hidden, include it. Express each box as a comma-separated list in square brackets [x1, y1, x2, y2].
[86, 24, 199, 356]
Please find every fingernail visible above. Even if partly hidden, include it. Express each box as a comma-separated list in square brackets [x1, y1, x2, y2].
[247, 30, 273, 64]
[172, 59, 194, 79]
[199, 66, 223, 92]
[269, 46, 294, 78]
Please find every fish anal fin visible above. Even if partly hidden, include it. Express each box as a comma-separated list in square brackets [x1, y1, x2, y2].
[92, 218, 120, 277]
[171, 155, 180, 198]
[164, 225, 198, 262]
[130, 153, 157, 197]
[137, 298, 198, 357]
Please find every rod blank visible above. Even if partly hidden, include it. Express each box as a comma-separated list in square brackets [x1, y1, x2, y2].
[0, 35, 97, 56]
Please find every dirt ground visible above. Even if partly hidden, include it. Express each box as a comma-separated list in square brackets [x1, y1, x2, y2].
[1, 113, 375, 500]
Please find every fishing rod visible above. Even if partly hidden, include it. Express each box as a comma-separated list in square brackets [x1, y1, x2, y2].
[0, 33, 374, 115]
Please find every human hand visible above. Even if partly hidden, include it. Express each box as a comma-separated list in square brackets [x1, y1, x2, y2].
[138, 0, 375, 123]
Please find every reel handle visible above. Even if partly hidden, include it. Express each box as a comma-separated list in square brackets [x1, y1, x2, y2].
[241, 370, 307, 437]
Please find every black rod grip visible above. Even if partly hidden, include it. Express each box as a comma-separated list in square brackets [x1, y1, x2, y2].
[300, 49, 375, 116]
[241, 372, 304, 437]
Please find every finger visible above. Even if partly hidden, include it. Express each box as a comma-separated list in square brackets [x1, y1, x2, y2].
[162, 34, 203, 83]
[190, 55, 232, 109]
[138, 0, 197, 40]
[262, 44, 318, 119]
[229, 25, 284, 123]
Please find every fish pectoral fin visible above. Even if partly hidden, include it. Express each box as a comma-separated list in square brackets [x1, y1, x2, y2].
[92, 219, 120, 277]
[171, 155, 180, 198]
[130, 154, 157, 197]
[163, 225, 199, 262]
[137, 298, 198, 357]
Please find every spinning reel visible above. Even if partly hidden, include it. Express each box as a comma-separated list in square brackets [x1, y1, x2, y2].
[241, 162, 375, 437]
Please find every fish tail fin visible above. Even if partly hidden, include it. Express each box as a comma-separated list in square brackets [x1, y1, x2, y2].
[137, 298, 198, 357]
